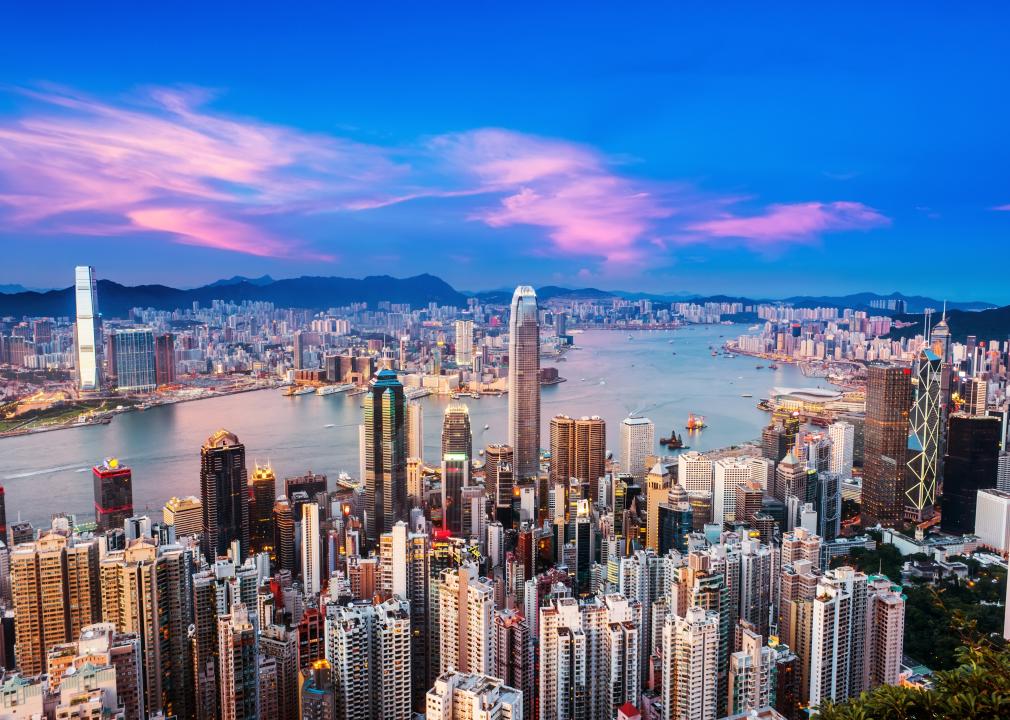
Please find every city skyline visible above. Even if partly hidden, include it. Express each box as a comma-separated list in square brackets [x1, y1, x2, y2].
[2, 5, 1010, 300]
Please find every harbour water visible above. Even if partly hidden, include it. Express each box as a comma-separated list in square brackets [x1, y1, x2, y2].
[0, 324, 825, 526]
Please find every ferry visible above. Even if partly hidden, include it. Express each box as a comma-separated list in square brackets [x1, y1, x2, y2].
[324, 423, 335, 428]
[740, 393, 753, 398]
[483, 424, 490, 430]
[336, 472, 361, 491]
[282, 385, 316, 397]
[317, 383, 355, 396]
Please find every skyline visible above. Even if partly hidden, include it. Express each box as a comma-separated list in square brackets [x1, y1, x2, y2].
[2, 4, 1009, 301]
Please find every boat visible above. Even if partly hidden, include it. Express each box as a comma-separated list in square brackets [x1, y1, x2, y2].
[740, 393, 753, 398]
[336, 472, 361, 491]
[659, 431, 686, 448]
[483, 424, 490, 430]
[769, 363, 779, 370]
[685, 413, 707, 431]
[324, 423, 335, 428]
[317, 383, 355, 396]
[755, 365, 764, 369]
[282, 385, 314, 396]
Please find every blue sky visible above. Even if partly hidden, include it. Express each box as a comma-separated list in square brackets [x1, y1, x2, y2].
[1, 3, 1008, 301]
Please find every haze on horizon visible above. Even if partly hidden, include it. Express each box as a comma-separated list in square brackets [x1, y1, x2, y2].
[1, 4, 1008, 302]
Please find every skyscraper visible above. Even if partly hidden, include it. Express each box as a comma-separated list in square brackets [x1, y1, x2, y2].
[862, 363, 913, 526]
[827, 422, 854, 479]
[455, 319, 474, 367]
[437, 564, 494, 676]
[661, 606, 720, 720]
[406, 400, 424, 461]
[110, 328, 157, 393]
[272, 496, 296, 575]
[301, 502, 321, 597]
[249, 464, 276, 555]
[485, 444, 516, 525]
[905, 349, 942, 520]
[508, 285, 540, 479]
[941, 414, 1001, 535]
[426, 671, 524, 720]
[154, 332, 176, 386]
[808, 567, 867, 707]
[493, 609, 533, 720]
[92, 457, 133, 532]
[362, 369, 408, 546]
[200, 430, 250, 562]
[74, 265, 103, 392]
[550, 415, 606, 503]
[217, 604, 259, 720]
[442, 402, 473, 460]
[620, 416, 655, 482]
[163, 496, 203, 539]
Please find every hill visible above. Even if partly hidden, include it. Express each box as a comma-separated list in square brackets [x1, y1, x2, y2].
[888, 305, 1010, 343]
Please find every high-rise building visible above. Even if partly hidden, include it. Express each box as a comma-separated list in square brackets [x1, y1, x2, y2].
[11, 534, 101, 675]
[301, 502, 321, 597]
[620, 416, 655, 482]
[866, 575, 906, 689]
[154, 332, 176, 386]
[92, 457, 133, 532]
[293, 331, 305, 370]
[827, 422, 854, 479]
[714, 458, 752, 524]
[678, 451, 713, 494]
[272, 496, 296, 575]
[363, 369, 408, 546]
[110, 328, 157, 393]
[442, 402, 473, 459]
[74, 265, 103, 392]
[217, 603, 259, 720]
[661, 606, 720, 720]
[485, 444, 516, 524]
[974, 489, 1010, 554]
[550, 415, 606, 503]
[407, 400, 424, 461]
[905, 349, 942, 520]
[437, 563, 494, 676]
[508, 286, 540, 479]
[426, 671, 524, 720]
[201, 430, 250, 562]
[646, 463, 671, 551]
[941, 414, 1001, 535]
[862, 363, 913, 526]
[299, 660, 336, 720]
[163, 496, 203, 539]
[455, 319, 474, 367]
[728, 625, 777, 715]
[249, 464, 276, 555]
[808, 567, 867, 707]
[493, 609, 533, 720]
[260, 625, 299, 719]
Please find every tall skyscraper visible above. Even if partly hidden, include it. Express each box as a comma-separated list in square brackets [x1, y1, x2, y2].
[92, 457, 133, 532]
[437, 563, 494, 676]
[620, 416, 655, 482]
[905, 349, 942, 520]
[661, 606, 720, 720]
[827, 421, 854, 479]
[808, 567, 867, 707]
[249, 464, 276, 555]
[550, 415, 606, 502]
[110, 328, 157, 393]
[154, 332, 176, 386]
[217, 604, 259, 720]
[442, 402, 473, 459]
[455, 319, 474, 367]
[862, 363, 913, 526]
[200, 430, 250, 562]
[272, 496, 296, 574]
[301, 502, 321, 597]
[293, 331, 305, 370]
[508, 285, 540, 479]
[485, 444, 516, 524]
[74, 265, 103, 392]
[493, 609, 533, 720]
[941, 414, 1001, 535]
[363, 369, 408, 546]
[406, 400, 424, 461]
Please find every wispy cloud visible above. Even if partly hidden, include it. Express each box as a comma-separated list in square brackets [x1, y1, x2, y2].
[992, 204, 1010, 212]
[0, 84, 893, 268]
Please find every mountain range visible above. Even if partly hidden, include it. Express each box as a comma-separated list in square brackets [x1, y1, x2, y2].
[0, 275, 1003, 340]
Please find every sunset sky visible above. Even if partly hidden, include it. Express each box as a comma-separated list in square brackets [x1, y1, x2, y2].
[1, 3, 1007, 300]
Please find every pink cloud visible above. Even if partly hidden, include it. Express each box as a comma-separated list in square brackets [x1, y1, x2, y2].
[992, 204, 1010, 211]
[687, 201, 889, 243]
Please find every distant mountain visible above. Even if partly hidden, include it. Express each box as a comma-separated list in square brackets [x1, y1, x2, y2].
[780, 292, 994, 313]
[204, 274, 275, 288]
[888, 305, 1010, 343]
[0, 284, 31, 294]
[0, 273, 467, 318]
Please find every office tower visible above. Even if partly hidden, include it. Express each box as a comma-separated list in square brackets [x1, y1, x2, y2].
[862, 363, 913, 526]
[728, 625, 776, 715]
[407, 399, 424, 461]
[962, 377, 988, 415]
[827, 422, 854, 479]
[455, 319, 474, 366]
[762, 413, 800, 463]
[866, 576, 905, 689]
[11, 534, 101, 675]
[658, 483, 693, 555]
[508, 285, 540, 479]
[442, 402, 473, 458]
[363, 369, 408, 546]
[437, 564, 494, 676]
[323, 598, 412, 720]
[739, 540, 773, 640]
[426, 671, 524, 720]
[74, 265, 103, 392]
[300, 660, 336, 720]
[249, 464, 276, 555]
[714, 458, 752, 524]
[217, 603, 259, 720]
[661, 607, 720, 720]
[551, 415, 606, 502]
[678, 451, 713, 493]
[735, 480, 764, 527]
[974, 489, 1010, 554]
[154, 332, 176, 386]
[260, 625, 299, 719]
[941, 414, 1001, 535]
[163, 496, 203, 538]
[486, 444, 516, 523]
[111, 328, 157, 392]
[302, 502, 321, 597]
[272, 496, 296, 574]
[808, 567, 867, 707]
[293, 331, 305, 370]
[0, 486, 6, 546]
[646, 463, 671, 551]
[620, 417, 655, 482]
[999, 452, 1010, 492]
[905, 349, 942, 520]
[201, 430, 250, 562]
[92, 457, 133, 532]
[772, 449, 805, 505]
[442, 453, 471, 535]
[493, 609, 533, 720]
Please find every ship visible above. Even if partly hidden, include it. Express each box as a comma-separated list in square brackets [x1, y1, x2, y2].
[769, 363, 780, 370]
[347, 386, 368, 397]
[283, 385, 316, 397]
[336, 472, 361, 491]
[659, 430, 686, 448]
[740, 393, 753, 398]
[317, 383, 356, 395]
[685, 413, 707, 431]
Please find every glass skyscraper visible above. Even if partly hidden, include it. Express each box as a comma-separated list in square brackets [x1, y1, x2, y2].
[507, 285, 540, 479]
[110, 327, 156, 392]
[74, 265, 103, 392]
[200, 429, 250, 561]
[362, 368, 407, 546]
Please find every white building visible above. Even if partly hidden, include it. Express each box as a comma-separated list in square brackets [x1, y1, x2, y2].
[974, 489, 1010, 555]
[677, 451, 713, 494]
[407, 400, 425, 461]
[455, 320, 474, 367]
[74, 265, 103, 392]
[728, 626, 776, 715]
[301, 502, 320, 597]
[866, 575, 905, 689]
[661, 606, 720, 720]
[438, 563, 494, 676]
[809, 567, 868, 708]
[426, 670, 524, 720]
[828, 422, 855, 479]
[620, 417, 655, 482]
[714, 458, 752, 524]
